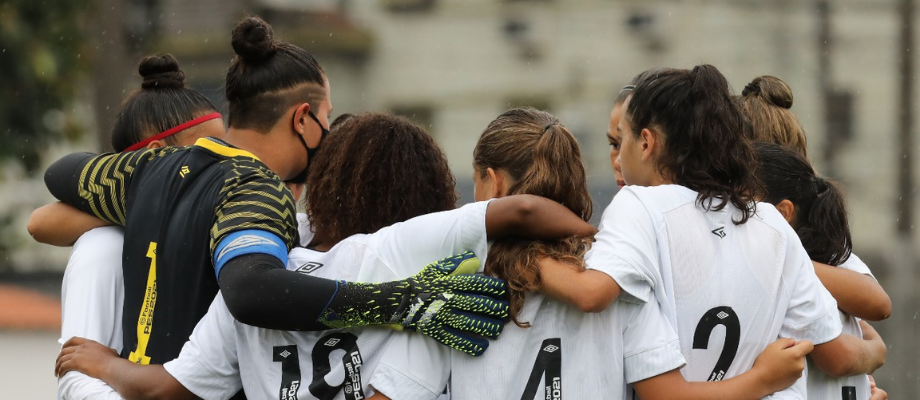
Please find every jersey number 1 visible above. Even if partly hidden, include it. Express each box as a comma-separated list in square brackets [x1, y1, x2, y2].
[520, 338, 562, 400]
[692, 306, 740, 381]
[272, 333, 365, 400]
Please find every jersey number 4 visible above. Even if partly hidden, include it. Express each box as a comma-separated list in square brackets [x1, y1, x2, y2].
[692, 306, 740, 381]
[272, 332, 365, 400]
[520, 338, 562, 400]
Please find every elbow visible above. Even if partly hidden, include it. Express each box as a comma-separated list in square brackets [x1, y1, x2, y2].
[574, 296, 609, 313]
[868, 296, 892, 321]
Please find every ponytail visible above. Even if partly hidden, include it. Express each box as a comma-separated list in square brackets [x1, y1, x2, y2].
[755, 143, 851, 265]
[474, 107, 593, 327]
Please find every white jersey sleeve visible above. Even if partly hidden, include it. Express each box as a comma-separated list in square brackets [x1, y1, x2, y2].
[363, 200, 491, 280]
[838, 253, 874, 278]
[58, 227, 126, 400]
[623, 298, 686, 384]
[163, 295, 242, 400]
[779, 230, 842, 345]
[297, 212, 314, 247]
[370, 331, 451, 400]
[587, 189, 660, 304]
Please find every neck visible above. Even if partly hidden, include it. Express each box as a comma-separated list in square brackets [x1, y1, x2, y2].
[224, 127, 300, 179]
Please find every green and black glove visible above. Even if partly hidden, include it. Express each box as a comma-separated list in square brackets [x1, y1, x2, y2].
[317, 251, 509, 356]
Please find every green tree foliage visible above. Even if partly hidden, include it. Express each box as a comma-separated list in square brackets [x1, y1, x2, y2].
[0, 1, 88, 172]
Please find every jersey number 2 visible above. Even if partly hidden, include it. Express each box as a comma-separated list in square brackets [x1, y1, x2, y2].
[520, 338, 562, 400]
[272, 332, 365, 400]
[692, 306, 740, 381]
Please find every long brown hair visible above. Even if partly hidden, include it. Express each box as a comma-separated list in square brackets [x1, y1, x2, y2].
[473, 107, 593, 327]
[737, 75, 808, 159]
[625, 64, 761, 224]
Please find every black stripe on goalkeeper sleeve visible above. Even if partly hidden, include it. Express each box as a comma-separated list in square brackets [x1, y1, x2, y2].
[44, 152, 95, 212]
[218, 253, 341, 331]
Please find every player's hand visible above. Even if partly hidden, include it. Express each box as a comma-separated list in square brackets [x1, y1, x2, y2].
[55, 336, 120, 378]
[750, 337, 813, 393]
[397, 252, 509, 356]
[868, 375, 888, 400]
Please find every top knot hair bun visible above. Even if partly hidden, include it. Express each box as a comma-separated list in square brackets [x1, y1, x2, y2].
[139, 54, 185, 89]
[743, 76, 794, 110]
[231, 16, 276, 63]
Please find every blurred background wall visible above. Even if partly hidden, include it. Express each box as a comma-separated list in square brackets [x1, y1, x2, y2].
[0, 0, 917, 397]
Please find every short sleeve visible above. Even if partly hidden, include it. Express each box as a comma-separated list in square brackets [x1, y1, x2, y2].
[209, 164, 299, 266]
[58, 372, 126, 400]
[838, 253, 874, 279]
[297, 212, 314, 247]
[163, 295, 242, 400]
[587, 189, 660, 303]
[367, 200, 492, 279]
[781, 244, 843, 345]
[370, 331, 451, 400]
[621, 298, 686, 383]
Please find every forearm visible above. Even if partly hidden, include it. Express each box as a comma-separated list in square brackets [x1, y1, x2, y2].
[28, 202, 110, 246]
[538, 258, 620, 312]
[634, 369, 774, 400]
[486, 195, 596, 240]
[812, 333, 886, 377]
[94, 359, 191, 400]
[813, 262, 891, 320]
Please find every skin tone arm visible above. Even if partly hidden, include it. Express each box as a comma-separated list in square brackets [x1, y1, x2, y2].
[56, 337, 194, 400]
[813, 261, 891, 321]
[809, 321, 886, 378]
[368, 338, 813, 400]
[27, 202, 110, 246]
[538, 258, 620, 313]
[484, 195, 597, 241]
[632, 338, 813, 400]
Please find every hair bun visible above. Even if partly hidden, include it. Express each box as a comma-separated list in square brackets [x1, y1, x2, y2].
[138, 54, 185, 89]
[231, 16, 276, 63]
[745, 76, 794, 109]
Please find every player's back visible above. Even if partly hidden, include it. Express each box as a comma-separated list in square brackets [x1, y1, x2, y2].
[119, 137, 295, 364]
[628, 185, 836, 397]
[449, 290, 684, 400]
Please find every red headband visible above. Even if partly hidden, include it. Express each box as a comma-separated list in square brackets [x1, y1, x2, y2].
[123, 112, 222, 152]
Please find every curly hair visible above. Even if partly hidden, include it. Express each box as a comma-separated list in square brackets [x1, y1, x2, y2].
[625, 64, 762, 224]
[473, 107, 593, 327]
[305, 112, 457, 246]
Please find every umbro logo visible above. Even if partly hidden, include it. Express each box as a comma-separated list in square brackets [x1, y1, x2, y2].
[325, 338, 341, 347]
[717, 311, 729, 320]
[278, 350, 292, 358]
[179, 166, 191, 177]
[543, 344, 560, 353]
[711, 227, 726, 239]
[295, 261, 324, 274]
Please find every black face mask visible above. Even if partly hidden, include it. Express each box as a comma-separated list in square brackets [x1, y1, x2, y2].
[286, 110, 330, 184]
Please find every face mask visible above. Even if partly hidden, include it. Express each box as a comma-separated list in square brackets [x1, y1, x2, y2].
[286, 109, 330, 184]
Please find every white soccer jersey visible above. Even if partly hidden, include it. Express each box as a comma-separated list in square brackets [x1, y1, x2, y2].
[58, 226, 127, 400]
[164, 201, 491, 400]
[806, 253, 873, 400]
[435, 292, 686, 400]
[588, 185, 842, 398]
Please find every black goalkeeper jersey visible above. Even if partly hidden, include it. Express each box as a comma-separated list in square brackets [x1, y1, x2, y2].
[54, 137, 298, 364]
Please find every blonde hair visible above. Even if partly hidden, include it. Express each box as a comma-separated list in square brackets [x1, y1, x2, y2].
[473, 107, 592, 327]
[737, 75, 808, 158]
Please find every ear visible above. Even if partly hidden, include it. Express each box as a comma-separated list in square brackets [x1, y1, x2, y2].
[638, 128, 656, 162]
[775, 199, 796, 224]
[145, 140, 166, 149]
[487, 168, 514, 198]
[291, 103, 311, 135]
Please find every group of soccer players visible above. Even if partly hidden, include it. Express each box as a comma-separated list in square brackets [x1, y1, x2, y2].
[27, 14, 891, 400]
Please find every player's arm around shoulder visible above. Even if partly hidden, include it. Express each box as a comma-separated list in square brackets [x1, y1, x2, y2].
[28, 202, 111, 246]
[812, 256, 891, 321]
[537, 256, 620, 313]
